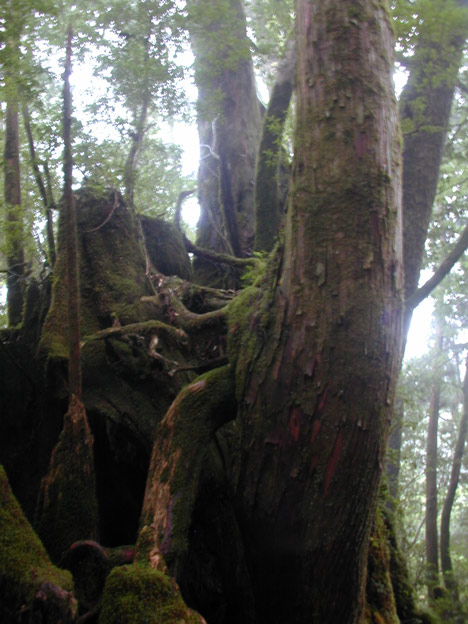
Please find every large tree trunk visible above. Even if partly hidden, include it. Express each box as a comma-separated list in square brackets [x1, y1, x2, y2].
[189, 0, 262, 286]
[228, 1, 403, 621]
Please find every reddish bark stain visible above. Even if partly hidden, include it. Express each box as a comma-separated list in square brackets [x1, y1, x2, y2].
[310, 420, 322, 445]
[289, 407, 302, 442]
[324, 430, 344, 498]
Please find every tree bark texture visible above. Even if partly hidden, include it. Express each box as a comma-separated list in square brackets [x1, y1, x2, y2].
[189, 0, 262, 285]
[440, 354, 468, 600]
[425, 325, 443, 602]
[229, 1, 403, 622]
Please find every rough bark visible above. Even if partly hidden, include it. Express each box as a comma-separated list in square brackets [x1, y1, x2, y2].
[228, 1, 403, 621]
[254, 36, 296, 253]
[189, 0, 262, 286]
[425, 324, 444, 602]
[440, 354, 468, 601]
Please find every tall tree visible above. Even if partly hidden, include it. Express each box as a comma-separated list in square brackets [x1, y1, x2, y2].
[440, 353, 468, 602]
[189, 0, 262, 285]
[425, 320, 444, 602]
[139, 1, 403, 622]
[3, 10, 25, 326]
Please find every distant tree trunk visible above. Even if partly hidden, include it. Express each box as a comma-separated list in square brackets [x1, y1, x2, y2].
[4, 81, 25, 326]
[254, 36, 296, 253]
[22, 104, 56, 267]
[401, 0, 468, 326]
[425, 323, 444, 602]
[440, 354, 468, 601]
[386, 397, 404, 510]
[189, 0, 262, 286]
[63, 27, 82, 399]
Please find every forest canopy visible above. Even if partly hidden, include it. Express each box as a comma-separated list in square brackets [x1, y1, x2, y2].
[2, 1, 468, 623]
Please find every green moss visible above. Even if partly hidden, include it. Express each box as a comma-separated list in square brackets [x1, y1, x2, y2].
[40, 190, 153, 364]
[365, 507, 399, 624]
[98, 564, 201, 624]
[0, 465, 75, 618]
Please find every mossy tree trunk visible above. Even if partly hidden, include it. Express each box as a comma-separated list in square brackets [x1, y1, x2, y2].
[189, 0, 262, 286]
[229, 1, 403, 621]
[254, 36, 296, 253]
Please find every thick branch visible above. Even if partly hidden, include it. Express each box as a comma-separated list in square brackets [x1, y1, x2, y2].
[407, 221, 468, 309]
[174, 189, 196, 230]
[81, 320, 188, 347]
[138, 365, 237, 576]
[183, 233, 262, 271]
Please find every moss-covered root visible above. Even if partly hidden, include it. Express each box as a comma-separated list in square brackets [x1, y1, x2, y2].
[0, 465, 76, 622]
[36, 395, 99, 563]
[138, 365, 237, 576]
[98, 563, 206, 624]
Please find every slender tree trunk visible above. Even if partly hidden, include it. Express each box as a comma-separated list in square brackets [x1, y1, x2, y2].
[4, 87, 25, 326]
[63, 26, 81, 399]
[22, 104, 56, 267]
[254, 36, 296, 253]
[230, 1, 403, 621]
[123, 98, 149, 207]
[425, 323, 444, 603]
[440, 354, 468, 601]
[189, 0, 262, 285]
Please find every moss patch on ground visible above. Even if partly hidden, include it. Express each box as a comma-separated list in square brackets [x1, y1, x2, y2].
[98, 564, 203, 624]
